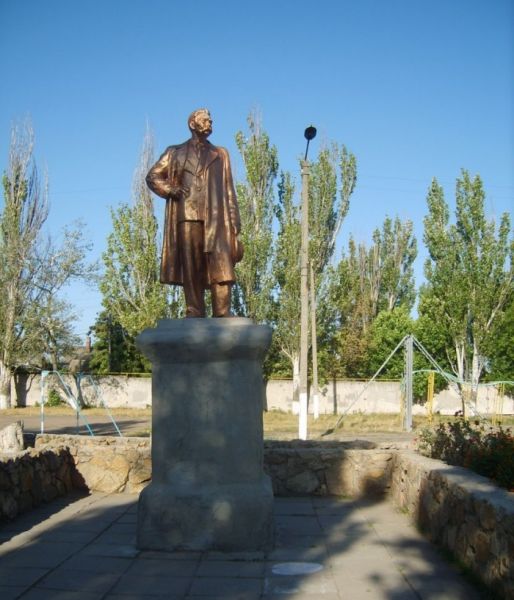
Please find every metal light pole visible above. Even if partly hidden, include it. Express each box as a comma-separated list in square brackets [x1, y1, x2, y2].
[299, 125, 316, 440]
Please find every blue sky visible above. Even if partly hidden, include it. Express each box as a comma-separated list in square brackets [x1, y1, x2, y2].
[1, 0, 512, 339]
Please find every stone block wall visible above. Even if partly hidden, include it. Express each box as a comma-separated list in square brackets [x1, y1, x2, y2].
[390, 451, 513, 599]
[35, 434, 151, 494]
[0, 448, 74, 521]
[264, 441, 394, 497]
[34, 435, 395, 498]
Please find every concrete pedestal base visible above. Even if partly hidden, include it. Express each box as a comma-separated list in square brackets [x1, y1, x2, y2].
[135, 318, 274, 551]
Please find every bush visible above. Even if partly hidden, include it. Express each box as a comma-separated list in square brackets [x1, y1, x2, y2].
[417, 419, 514, 491]
[46, 389, 64, 407]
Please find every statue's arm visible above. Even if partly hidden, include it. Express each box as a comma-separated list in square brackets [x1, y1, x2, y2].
[146, 147, 174, 199]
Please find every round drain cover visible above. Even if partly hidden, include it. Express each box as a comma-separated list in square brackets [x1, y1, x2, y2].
[271, 562, 324, 576]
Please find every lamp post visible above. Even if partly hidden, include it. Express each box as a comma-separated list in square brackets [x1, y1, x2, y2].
[299, 125, 316, 440]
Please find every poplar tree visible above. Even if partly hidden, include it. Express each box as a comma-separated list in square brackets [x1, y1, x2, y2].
[420, 172, 513, 405]
[26, 298, 79, 371]
[233, 113, 278, 321]
[483, 295, 514, 387]
[272, 144, 356, 394]
[375, 216, 417, 312]
[0, 121, 95, 406]
[309, 144, 355, 277]
[99, 126, 179, 338]
[0, 121, 48, 407]
[89, 311, 148, 374]
[272, 172, 301, 386]
[327, 216, 417, 377]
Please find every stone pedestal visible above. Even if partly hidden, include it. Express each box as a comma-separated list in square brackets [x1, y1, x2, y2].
[135, 318, 274, 551]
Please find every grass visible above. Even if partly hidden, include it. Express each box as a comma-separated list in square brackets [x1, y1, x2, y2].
[263, 412, 407, 436]
[263, 411, 514, 437]
[2, 407, 513, 438]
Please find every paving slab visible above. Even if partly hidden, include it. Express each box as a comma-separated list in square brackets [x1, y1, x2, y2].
[273, 499, 316, 516]
[187, 595, 261, 600]
[264, 571, 339, 595]
[105, 596, 184, 600]
[0, 566, 49, 586]
[77, 542, 140, 558]
[189, 576, 263, 596]
[0, 541, 85, 568]
[196, 560, 266, 578]
[0, 491, 488, 599]
[20, 591, 103, 600]
[125, 558, 198, 577]
[35, 569, 121, 593]
[0, 587, 28, 600]
[110, 573, 192, 596]
[59, 555, 134, 574]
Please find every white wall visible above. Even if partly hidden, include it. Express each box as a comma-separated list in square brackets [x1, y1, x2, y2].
[16, 374, 152, 409]
[14, 373, 513, 415]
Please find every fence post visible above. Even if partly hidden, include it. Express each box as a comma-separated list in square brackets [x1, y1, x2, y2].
[404, 335, 413, 432]
[427, 371, 435, 424]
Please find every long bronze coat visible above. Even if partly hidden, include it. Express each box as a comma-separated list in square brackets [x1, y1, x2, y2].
[146, 140, 241, 287]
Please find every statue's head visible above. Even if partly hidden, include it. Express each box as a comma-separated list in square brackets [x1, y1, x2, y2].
[188, 109, 212, 138]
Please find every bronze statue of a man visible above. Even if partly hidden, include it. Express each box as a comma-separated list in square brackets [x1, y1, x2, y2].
[146, 109, 243, 318]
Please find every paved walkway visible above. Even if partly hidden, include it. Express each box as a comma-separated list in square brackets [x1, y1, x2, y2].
[0, 414, 149, 438]
[0, 492, 485, 599]
[0, 413, 416, 446]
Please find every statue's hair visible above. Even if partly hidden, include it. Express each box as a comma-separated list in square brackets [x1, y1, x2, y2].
[188, 108, 210, 131]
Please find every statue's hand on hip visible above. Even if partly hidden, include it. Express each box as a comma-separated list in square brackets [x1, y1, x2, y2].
[169, 185, 190, 201]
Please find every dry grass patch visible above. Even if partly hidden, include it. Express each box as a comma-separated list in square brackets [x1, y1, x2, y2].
[0, 406, 152, 417]
[263, 411, 514, 437]
[263, 411, 406, 437]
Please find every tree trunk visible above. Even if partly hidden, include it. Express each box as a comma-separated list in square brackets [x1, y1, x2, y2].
[0, 363, 12, 409]
[310, 265, 319, 419]
[470, 340, 482, 408]
[455, 342, 466, 415]
[1, 279, 18, 410]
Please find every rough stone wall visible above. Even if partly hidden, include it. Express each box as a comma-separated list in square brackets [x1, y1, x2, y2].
[0, 448, 74, 521]
[34, 435, 394, 498]
[390, 451, 514, 599]
[35, 434, 151, 494]
[0, 421, 24, 453]
[264, 441, 394, 497]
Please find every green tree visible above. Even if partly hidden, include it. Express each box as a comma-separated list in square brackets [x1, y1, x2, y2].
[308, 144, 354, 276]
[271, 172, 300, 384]
[233, 113, 278, 322]
[366, 306, 414, 378]
[420, 172, 513, 408]
[0, 122, 96, 407]
[28, 222, 95, 369]
[414, 293, 453, 374]
[374, 216, 417, 312]
[483, 294, 514, 388]
[99, 126, 180, 337]
[326, 215, 417, 378]
[272, 144, 357, 394]
[28, 298, 80, 371]
[0, 121, 48, 407]
[88, 311, 148, 374]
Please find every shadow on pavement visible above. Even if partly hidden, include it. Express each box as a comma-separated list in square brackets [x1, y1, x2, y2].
[0, 477, 490, 599]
